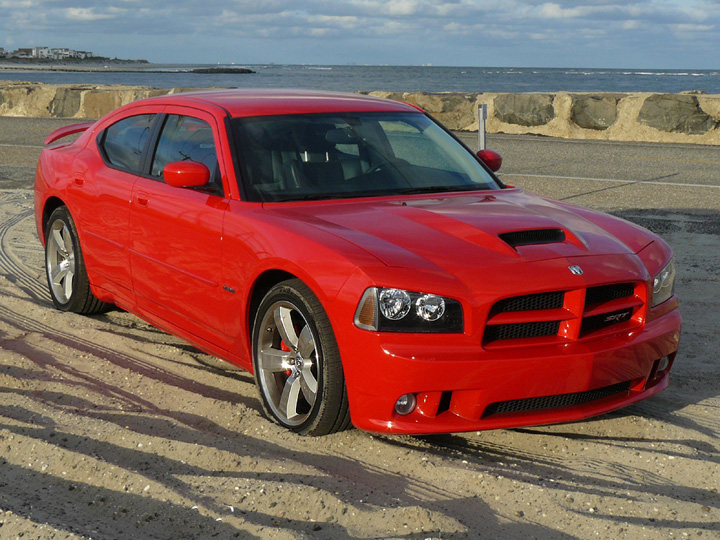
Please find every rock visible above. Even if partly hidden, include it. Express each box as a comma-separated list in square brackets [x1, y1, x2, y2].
[190, 67, 255, 74]
[494, 94, 555, 127]
[571, 95, 622, 130]
[80, 89, 125, 118]
[407, 92, 478, 130]
[0, 85, 31, 113]
[638, 94, 717, 134]
[371, 92, 478, 131]
[49, 87, 82, 117]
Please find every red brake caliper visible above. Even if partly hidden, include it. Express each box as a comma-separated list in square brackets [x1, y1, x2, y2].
[280, 340, 292, 375]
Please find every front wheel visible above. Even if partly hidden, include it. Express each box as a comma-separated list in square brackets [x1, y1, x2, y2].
[252, 279, 350, 435]
[45, 206, 109, 314]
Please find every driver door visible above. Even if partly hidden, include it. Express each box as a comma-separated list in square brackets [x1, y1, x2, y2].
[129, 109, 230, 348]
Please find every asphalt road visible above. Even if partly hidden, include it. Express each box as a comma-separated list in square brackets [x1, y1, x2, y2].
[456, 132, 720, 188]
[2, 118, 718, 231]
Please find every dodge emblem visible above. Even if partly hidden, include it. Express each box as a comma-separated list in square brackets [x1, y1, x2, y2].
[568, 265, 584, 276]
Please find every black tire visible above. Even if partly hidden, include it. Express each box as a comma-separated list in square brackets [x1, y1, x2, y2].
[252, 279, 351, 435]
[44, 206, 109, 314]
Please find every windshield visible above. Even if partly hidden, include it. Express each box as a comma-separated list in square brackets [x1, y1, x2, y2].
[232, 112, 500, 202]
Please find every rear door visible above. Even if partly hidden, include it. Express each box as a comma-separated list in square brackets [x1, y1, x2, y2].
[73, 109, 159, 306]
[129, 107, 231, 348]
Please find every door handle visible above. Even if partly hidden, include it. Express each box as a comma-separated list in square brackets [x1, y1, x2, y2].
[136, 192, 149, 207]
[73, 173, 85, 186]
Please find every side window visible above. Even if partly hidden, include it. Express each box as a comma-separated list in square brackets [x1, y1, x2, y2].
[151, 115, 220, 185]
[99, 114, 155, 173]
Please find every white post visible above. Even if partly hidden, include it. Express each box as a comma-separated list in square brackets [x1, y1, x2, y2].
[477, 104, 488, 151]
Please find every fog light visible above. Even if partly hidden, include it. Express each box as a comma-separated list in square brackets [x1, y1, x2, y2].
[658, 356, 670, 372]
[394, 393, 417, 415]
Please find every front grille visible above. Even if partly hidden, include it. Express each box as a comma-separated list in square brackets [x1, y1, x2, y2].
[493, 291, 564, 313]
[581, 308, 634, 334]
[484, 320, 560, 342]
[482, 282, 642, 345]
[585, 283, 635, 307]
[482, 380, 632, 417]
[499, 228, 565, 248]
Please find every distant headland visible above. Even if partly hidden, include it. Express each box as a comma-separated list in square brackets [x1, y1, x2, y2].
[0, 45, 147, 64]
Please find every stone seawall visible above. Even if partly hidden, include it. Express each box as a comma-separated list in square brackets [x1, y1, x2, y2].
[2, 80, 719, 145]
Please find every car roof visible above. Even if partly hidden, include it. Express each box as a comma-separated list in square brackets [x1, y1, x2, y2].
[136, 89, 421, 118]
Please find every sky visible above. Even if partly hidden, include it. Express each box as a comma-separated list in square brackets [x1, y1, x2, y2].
[1, 0, 718, 69]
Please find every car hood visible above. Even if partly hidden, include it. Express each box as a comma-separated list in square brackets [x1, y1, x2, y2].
[267, 190, 655, 273]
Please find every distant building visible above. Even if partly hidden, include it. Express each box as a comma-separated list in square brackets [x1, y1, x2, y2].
[3, 45, 97, 60]
[50, 48, 71, 59]
[33, 46, 50, 58]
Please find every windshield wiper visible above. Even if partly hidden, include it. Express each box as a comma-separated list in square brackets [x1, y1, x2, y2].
[270, 193, 344, 202]
[396, 185, 480, 195]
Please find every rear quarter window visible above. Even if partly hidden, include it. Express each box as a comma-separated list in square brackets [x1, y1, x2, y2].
[99, 114, 156, 173]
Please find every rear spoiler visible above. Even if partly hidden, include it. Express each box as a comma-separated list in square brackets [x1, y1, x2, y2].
[44, 121, 96, 145]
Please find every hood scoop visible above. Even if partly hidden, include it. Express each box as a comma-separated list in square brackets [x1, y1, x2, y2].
[499, 228, 566, 249]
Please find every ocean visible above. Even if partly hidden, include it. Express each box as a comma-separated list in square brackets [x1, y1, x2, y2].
[1, 64, 719, 94]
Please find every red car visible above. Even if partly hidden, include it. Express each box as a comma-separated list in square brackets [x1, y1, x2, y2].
[34, 89, 681, 435]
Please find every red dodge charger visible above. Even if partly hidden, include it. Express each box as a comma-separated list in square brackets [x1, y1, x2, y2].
[34, 89, 681, 435]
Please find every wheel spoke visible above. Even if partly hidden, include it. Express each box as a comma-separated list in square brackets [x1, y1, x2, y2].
[63, 227, 74, 257]
[51, 265, 68, 286]
[279, 372, 302, 420]
[259, 346, 291, 372]
[63, 269, 74, 299]
[274, 306, 299, 349]
[52, 227, 67, 254]
[300, 365, 318, 403]
[297, 325, 315, 358]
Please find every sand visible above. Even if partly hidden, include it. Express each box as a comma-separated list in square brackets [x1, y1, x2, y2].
[0, 170, 719, 537]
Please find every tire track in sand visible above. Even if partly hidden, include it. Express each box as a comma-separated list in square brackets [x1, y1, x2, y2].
[0, 198, 49, 302]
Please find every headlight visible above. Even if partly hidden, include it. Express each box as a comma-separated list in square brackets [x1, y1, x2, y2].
[652, 258, 676, 307]
[354, 287, 463, 333]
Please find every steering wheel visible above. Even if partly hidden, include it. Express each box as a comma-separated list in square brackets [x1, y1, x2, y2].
[365, 158, 408, 175]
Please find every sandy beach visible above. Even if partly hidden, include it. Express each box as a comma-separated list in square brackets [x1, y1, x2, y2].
[0, 119, 719, 539]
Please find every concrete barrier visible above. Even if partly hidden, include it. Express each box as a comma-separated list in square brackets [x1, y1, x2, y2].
[2, 80, 719, 145]
[0, 81, 189, 120]
[368, 91, 720, 145]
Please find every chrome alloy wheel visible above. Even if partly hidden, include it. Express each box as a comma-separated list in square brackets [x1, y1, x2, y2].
[46, 218, 76, 305]
[256, 300, 320, 426]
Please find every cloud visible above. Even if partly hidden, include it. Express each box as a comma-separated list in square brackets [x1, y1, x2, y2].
[0, 0, 718, 67]
[64, 7, 115, 21]
[672, 23, 714, 31]
[622, 20, 640, 30]
[537, 3, 587, 18]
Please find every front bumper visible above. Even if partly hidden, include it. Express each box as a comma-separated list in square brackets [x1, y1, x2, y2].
[338, 300, 681, 434]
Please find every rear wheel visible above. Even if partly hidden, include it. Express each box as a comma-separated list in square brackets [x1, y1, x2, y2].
[45, 206, 108, 314]
[252, 279, 350, 435]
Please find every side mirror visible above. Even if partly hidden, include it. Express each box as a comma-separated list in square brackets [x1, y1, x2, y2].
[477, 149, 502, 172]
[163, 161, 210, 188]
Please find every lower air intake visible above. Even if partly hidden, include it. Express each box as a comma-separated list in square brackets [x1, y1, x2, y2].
[482, 381, 632, 418]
